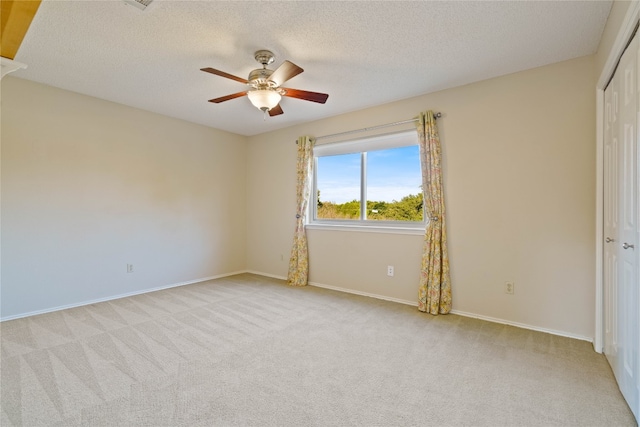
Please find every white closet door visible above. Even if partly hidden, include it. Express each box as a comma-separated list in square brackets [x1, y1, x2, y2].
[604, 67, 619, 372]
[617, 32, 638, 419]
[604, 30, 639, 421]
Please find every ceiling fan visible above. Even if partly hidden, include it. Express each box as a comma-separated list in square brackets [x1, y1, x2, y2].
[201, 50, 329, 117]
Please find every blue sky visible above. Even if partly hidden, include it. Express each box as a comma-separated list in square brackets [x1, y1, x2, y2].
[317, 145, 422, 204]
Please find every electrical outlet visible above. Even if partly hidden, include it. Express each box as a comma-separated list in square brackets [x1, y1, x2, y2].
[127, 264, 134, 273]
[505, 281, 514, 294]
[387, 266, 394, 277]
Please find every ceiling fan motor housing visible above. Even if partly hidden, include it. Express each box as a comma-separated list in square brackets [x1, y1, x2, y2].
[248, 68, 274, 84]
[249, 50, 277, 89]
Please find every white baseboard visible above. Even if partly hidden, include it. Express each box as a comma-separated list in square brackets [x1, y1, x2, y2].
[246, 270, 417, 306]
[450, 309, 593, 343]
[308, 280, 418, 307]
[246, 270, 286, 281]
[247, 270, 417, 306]
[0, 270, 247, 322]
[248, 270, 593, 343]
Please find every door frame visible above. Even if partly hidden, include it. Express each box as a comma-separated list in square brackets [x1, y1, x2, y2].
[595, 1, 640, 353]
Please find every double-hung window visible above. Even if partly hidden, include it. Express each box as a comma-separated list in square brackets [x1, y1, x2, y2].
[310, 130, 425, 233]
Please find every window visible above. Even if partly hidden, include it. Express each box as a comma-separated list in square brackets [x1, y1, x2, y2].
[311, 130, 425, 232]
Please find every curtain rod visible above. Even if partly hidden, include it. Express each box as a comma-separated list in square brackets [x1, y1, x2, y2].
[309, 112, 442, 142]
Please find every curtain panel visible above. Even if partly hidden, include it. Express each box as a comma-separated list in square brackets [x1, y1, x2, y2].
[287, 135, 314, 287]
[416, 111, 452, 314]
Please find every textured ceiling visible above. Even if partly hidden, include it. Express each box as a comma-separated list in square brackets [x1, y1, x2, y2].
[12, 0, 612, 136]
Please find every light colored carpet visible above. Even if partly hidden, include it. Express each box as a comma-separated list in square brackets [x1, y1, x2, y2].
[0, 273, 636, 426]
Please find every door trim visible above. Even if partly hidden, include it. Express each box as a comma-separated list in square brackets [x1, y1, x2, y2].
[595, 1, 640, 353]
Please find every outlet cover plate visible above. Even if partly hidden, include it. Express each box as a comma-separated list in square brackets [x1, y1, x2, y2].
[505, 281, 514, 294]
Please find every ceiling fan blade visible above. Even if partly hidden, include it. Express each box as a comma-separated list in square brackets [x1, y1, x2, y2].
[281, 88, 329, 104]
[269, 104, 284, 116]
[201, 67, 249, 84]
[268, 61, 304, 86]
[208, 91, 248, 103]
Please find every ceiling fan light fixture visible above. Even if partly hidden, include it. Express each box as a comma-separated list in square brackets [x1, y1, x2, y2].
[248, 89, 281, 112]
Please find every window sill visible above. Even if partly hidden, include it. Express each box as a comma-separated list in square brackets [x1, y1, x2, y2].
[306, 223, 424, 236]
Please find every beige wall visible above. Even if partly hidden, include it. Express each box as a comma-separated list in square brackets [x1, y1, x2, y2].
[247, 55, 596, 339]
[1, 77, 247, 319]
[1, 53, 598, 338]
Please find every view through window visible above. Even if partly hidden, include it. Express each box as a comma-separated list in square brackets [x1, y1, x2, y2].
[313, 130, 424, 225]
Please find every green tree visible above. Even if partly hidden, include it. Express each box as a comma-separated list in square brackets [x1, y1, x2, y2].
[316, 193, 423, 221]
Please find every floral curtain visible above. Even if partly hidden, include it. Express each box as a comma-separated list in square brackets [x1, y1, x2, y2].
[287, 136, 314, 287]
[416, 111, 452, 314]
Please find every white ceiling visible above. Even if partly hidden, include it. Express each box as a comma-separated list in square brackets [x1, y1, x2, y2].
[12, 0, 612, 136]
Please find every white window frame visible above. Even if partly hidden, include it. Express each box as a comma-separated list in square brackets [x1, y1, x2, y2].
[308, 130, 426, 235]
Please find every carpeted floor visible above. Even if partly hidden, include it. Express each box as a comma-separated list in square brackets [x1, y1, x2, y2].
[0, 273, 636, 426]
